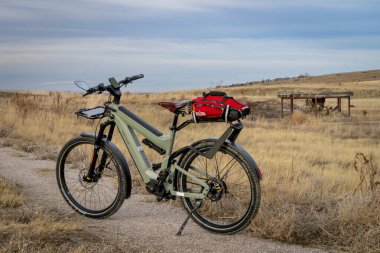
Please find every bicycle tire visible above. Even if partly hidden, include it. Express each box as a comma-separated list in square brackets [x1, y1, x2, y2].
[56, 136, 127, 218]
[177, 140, 261, 233]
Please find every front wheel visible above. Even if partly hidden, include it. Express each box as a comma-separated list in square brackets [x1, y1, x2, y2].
[56, 136, 127, 218]
[177, 140, 261, 234]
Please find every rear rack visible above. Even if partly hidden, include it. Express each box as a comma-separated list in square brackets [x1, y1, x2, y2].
[76, 106, 105, 119]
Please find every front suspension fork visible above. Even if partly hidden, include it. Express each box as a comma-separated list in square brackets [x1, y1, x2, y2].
[85, 121, 115, 181]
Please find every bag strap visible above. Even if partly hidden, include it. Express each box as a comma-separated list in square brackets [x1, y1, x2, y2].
[203, 91, 226, 98]
[202, 91, 232, 105]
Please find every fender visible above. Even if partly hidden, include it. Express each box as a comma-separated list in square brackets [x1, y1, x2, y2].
[224, 140, 263, 180]
[173, 138, 262, 190]
[189, 138, 262, 180]
[80, 132, 132, 199]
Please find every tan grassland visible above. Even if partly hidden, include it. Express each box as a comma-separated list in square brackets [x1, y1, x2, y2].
[0, 176, 123, 252]
[0, 70, 379, 252]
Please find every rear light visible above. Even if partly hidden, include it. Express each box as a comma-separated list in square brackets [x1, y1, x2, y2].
[256, 167, 263, 180]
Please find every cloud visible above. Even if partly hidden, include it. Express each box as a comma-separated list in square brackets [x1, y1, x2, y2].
[84, 0, 375, 11]
[1, 37, 379, 91]
[0, 1, 378, 91]
[1, 0, 376, 23]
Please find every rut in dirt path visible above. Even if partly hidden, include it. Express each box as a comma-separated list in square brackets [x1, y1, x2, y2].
[0, 147, 325, 253]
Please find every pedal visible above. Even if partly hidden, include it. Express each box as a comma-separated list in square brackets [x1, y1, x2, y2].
[176, 200, 203, 236]
[156, 195, 171, 202]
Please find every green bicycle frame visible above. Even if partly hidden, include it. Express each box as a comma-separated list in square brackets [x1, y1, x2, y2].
[106, 102, 211, 200]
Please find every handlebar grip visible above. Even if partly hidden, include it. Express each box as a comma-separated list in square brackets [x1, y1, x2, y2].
[129, 74, 144, 81]
[118, 74, 145, 85]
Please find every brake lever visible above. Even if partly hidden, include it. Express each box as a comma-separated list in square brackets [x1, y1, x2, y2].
[83, 83, 104, 97]
[83, 88, 95, 97]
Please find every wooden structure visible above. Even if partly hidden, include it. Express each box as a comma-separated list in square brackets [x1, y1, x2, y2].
[278, 90, 354, 117]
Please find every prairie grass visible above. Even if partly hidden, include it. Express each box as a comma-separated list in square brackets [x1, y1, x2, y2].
[0, 177, 124, 252]
[0, 177, 24, 208]
[0, 76, 379, 252]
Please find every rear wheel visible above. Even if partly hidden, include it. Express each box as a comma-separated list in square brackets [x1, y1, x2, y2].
[177, 140, 261, 233]
[56, 136, 127, 218]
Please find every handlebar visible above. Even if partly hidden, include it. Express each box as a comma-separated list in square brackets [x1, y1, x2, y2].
[83, 83, 105, 97]
[82, 74, 144, 97]
[118, 74, 144, 85]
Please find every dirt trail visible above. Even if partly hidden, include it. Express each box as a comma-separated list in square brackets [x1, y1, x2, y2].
[0, 147, 325, 253]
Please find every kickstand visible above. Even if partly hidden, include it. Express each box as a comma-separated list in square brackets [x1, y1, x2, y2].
[176, 200, 203, 236]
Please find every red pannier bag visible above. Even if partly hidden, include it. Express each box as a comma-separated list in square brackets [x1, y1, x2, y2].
[191, 91, 250, 123]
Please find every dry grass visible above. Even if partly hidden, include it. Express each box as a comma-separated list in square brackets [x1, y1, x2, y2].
[0, 72, 380, 252]
[0, 177, 24, 208]
[0, 177, 124, 253]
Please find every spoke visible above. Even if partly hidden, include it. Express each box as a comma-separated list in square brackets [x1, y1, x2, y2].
[65, 178, 81, 184]
[228, 191, 249, 200]
[97, 183, 102, 209]
[214, 153, 221, 178]
[98, 180, 118, 199]
[218, 157, 235, 177]
[220, 160, 238, 180]
[73, 187, 85, 202]
[74, 190, 83, 206]
[105, 165, 114, 171]
[84, 188, 88, 208]
[102, 159, 112, 170]
[99, 180, 117, 196]
[89, 189, 93, 209]
[224, 166, 243, 181]
[98, 183, 112, 204]
[228, 174, 247, 186]
[227, 177, 249, 187]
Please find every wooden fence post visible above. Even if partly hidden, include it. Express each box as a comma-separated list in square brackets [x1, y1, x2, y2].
[281, 98, 284, 118]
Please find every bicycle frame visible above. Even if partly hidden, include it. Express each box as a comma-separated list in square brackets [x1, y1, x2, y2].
[94, 102, 211, 200]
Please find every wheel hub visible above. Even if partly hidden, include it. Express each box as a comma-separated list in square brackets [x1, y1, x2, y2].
[207, 178, 227, 202]
[79, 169, 97, 189]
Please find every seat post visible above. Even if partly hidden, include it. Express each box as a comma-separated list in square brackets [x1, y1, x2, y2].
[170, 114, 179, 131]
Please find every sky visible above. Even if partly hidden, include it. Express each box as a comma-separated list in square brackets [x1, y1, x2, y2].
[0, 0, 379, 92]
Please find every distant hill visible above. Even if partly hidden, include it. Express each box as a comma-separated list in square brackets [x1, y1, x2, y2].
[226, 69, 380, 87]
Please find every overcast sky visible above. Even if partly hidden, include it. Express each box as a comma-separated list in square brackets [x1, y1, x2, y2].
[0, 0, 379, 92]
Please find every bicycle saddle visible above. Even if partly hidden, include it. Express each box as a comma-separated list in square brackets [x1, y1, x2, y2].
[158, 100, 191, 113]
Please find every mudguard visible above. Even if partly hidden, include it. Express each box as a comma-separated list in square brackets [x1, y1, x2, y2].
[224, 140, 263, 180]
[191, 138, 262, 180]
[80, 132, 132, 199]
[174, 138, 262, 190]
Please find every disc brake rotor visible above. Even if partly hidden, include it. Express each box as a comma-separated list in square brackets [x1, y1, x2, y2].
[207, 178, 227, 202]
[79, 169, 97, 189]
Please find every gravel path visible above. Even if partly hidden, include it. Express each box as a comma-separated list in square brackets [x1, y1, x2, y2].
[0, 147, 325, 253]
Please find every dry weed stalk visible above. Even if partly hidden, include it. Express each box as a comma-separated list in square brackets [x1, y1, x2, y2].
[353, 152, 379, 195]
